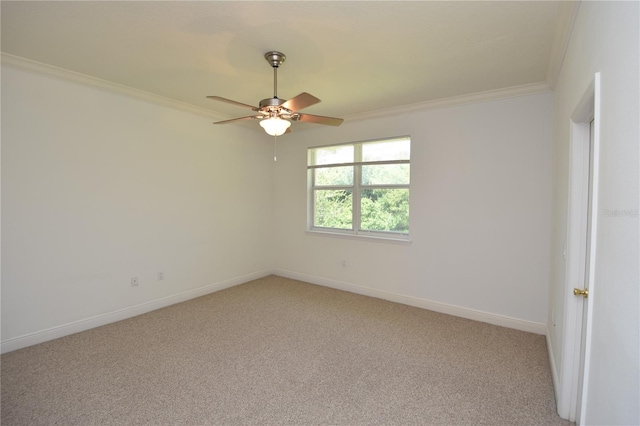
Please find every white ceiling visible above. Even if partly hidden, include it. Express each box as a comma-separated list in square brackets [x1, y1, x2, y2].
[1, 1, 575, 122]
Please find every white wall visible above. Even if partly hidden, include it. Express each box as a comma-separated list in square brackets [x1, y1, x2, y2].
[1, 64, 274, 349]
[272, 93, 554, 329]
[1, 63, 554, 350]
[548, 1, 639, 424]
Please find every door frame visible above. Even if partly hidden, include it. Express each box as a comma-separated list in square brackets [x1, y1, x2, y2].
[557, 73, 601, 423]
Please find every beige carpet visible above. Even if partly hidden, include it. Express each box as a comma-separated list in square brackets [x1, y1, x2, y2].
[1, 275, 571, 425]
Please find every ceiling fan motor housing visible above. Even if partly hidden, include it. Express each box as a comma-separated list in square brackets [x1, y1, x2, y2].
[259, 97, 286, 110]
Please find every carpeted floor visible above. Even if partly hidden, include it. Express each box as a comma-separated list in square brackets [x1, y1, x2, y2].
[1, 275, 571, 425]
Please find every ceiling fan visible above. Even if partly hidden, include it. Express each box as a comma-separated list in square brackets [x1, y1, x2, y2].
[207, 51, 344, 136]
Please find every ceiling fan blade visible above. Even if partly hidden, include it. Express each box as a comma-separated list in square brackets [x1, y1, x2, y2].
[207, 96, 259, 111]
[296, 113, 344, 126]
[281, 92, 321, 112]
[214, 116, 262, 125]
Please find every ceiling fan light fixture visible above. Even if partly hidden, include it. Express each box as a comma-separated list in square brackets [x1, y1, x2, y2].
[208, 51, 343, 135]
[260, 116, 291, 136]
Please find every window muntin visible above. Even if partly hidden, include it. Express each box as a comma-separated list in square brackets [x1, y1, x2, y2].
[308, 136, 410, 239]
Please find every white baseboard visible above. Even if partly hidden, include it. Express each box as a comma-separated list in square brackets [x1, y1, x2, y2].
[0, 270, 271, 354]
[2, 269, 546, 354]
[272, 269, 546, 335]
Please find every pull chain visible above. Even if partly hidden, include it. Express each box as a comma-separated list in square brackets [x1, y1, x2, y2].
[273, 135, 278, 162]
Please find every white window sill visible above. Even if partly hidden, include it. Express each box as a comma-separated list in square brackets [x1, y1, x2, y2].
[306, 230, 412, 245]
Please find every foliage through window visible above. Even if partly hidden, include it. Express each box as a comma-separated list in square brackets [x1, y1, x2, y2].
[308, 137, 410, 239]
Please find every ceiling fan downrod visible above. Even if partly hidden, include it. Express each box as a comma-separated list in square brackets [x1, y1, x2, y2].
[273, 66, 278, 98]
[264, 51, 286, 99]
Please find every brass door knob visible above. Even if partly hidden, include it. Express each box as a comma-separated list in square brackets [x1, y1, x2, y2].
[573, 288, 589, 298]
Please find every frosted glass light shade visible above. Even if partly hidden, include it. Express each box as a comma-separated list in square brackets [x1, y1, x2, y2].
[260, 117, 291, 136]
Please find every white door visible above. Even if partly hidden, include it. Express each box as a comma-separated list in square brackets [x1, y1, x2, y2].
[557, 73, 600, 423]
[575, 118, 597, 424]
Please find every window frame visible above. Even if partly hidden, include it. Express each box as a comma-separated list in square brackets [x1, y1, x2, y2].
[307, 136, 411, 242]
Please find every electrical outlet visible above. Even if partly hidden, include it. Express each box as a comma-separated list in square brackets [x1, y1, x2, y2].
[157, 272, 164, 281]
[131, 276, 139, 287]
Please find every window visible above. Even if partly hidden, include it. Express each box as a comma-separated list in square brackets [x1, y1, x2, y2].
[307, 136, 410, 240]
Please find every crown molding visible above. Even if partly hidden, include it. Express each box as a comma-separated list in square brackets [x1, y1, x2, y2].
[342, 81, 552, 123]
[1, 52, 225, 120]
[546, 1, 581, 90]
[2, 52, 552, 126]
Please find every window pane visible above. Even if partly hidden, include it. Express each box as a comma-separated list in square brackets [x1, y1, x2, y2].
[360, 189, 409, 233]
[362, 164, 410, 185]
[314, 190, 353, 229]
[314, 166, 353, 186]
[310, 145, 354, 166]
[362, 138, 410, 162]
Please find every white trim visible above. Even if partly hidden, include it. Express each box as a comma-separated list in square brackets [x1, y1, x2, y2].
[555, 72, 600, 423]
[577, 72, 600, 426]
[306, 230, 411, 245]
[546, 1, 581, 90]
[273, 269, 546, 335]
[343, 82, 552, 123]
[547, 329, 561, 402]
[2, 268, 547, 354]
[0, 53, 224, 120]
[0, 270, 271, 354]
[2, 52, 551, 124]
[558, 115, 590, 421]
